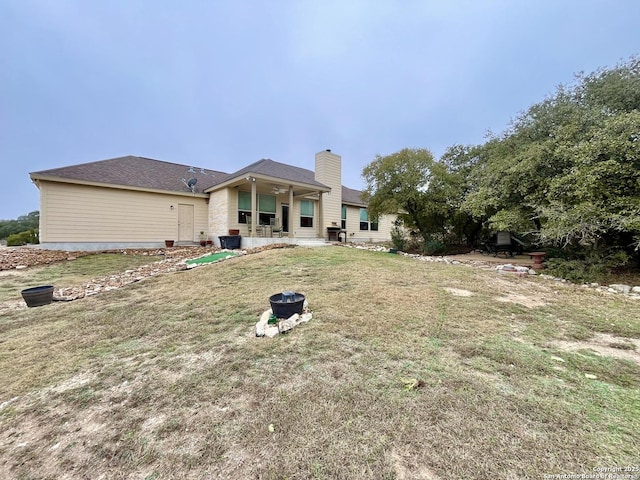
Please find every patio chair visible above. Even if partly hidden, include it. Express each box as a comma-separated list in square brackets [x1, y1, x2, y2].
[270, 217, 283, 237]
[493, 231, 517, 257]
[246, 214, 253, 236]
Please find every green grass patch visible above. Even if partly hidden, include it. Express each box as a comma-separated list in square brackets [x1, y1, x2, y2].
[185, 251, 238, 265]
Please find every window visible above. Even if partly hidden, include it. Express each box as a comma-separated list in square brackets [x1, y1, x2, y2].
[359, 208, 369, 230]
[238, 191, 251, 223]
[257, 193, 276, 225]
[360, 207, 378, 231]
[341, 205, 346, 230]
[300, 200, 314, 227]
[238, 191, 276, 224]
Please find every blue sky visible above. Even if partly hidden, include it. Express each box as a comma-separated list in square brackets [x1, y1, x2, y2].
[1, 0, 638, 220]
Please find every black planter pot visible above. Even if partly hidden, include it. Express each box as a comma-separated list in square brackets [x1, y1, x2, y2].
[269, 292, 305, 319]
[219, 235, 241, 249]
[21, 285, 54, 307]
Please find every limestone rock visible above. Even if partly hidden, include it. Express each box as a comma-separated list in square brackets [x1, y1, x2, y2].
[609, 284, 631, 294]
[632, 286, 640, 294]
[255, 310, 271, 337]
[264, 326, 279, 338]
[278, 314, 299, 333]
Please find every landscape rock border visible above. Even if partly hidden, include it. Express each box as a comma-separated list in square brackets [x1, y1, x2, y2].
[1, 244, 295, 311]
[338, 242, 640, 299]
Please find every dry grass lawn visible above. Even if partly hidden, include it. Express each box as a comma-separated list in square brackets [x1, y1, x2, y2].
[1, 246, 639, 479]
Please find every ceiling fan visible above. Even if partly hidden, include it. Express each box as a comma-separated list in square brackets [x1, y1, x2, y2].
[271, 185, 288, 194]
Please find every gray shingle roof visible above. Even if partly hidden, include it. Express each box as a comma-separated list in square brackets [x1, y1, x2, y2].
[342, 186, 367, 206]
[214, 159, 329, 189]
[30, 155, 366, 201]
[30, 155, 230, 194]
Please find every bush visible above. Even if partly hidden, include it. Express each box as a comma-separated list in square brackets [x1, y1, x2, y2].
[390, 219, 407, 251]
[545, 259, 604, 283]
[421, 238, 445, 256]
[545, 249, 630, 283]
[6, 229, 39, 246]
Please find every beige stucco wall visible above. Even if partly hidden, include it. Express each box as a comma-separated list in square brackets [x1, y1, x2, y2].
[38, 181, 208, 244]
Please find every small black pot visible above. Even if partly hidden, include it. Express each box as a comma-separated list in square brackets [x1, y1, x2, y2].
[21, 285, 54, 307]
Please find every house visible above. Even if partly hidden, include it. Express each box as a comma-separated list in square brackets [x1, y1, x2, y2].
[29, 150, 395, 250]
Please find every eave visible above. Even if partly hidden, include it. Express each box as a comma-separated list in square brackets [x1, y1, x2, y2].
[29, 174, 209, 199]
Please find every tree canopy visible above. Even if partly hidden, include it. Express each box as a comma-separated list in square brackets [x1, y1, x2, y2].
[362, 56, 640, 269]
[463, 57, 640, 256]
[362, 148, 481, 251]
[0, 211, 39, 240]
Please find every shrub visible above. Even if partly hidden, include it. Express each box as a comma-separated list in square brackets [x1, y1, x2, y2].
[421, 238, 445, 256]
[545, 249, 630, 283]
[6, 229, 39, 246]
[390, 219, 407, 251]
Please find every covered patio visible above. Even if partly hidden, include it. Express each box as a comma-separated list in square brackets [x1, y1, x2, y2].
[204, 159, 334, 248]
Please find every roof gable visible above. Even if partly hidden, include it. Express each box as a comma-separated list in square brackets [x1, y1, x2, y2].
[211, 159, 329, 189]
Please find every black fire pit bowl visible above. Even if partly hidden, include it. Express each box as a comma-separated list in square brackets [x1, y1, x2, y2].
[21, 285, 54, 307]
[269, 291, 305, 319]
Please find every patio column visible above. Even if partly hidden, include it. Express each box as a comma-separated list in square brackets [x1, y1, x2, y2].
[318, 192, 324, 239]
[288, 186, 294, 236]
[251, 178, 257, 238]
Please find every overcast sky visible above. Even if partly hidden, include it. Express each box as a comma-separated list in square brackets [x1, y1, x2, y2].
[1, 0, 638, 220]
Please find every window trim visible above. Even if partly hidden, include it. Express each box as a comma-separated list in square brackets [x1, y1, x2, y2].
[359, 208, 369, 231]
[360, 207, 378, 231]
[238, 191, 277, 225]
[300, 199, 314, 228]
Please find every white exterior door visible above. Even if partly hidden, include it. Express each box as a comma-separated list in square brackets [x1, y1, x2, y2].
[178, 204, 194, 242]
